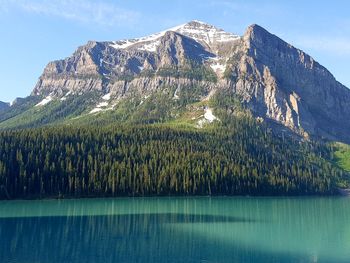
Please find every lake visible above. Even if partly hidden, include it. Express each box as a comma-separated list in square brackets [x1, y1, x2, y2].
[0, 197, 349, 263]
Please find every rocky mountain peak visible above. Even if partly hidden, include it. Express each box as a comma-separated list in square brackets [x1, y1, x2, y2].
[244, 24, 268, 37]
[243, 24, 287, 52]
[175, 20, 240, 46]
[109, 20, 240, 53]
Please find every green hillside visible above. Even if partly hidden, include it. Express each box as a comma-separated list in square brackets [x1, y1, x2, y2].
[0, 111, 347, 199]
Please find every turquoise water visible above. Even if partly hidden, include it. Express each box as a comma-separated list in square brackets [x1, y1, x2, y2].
[0, 197, 349, 263]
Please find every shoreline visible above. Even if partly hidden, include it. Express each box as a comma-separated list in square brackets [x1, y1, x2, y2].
[0, 192, 348, 202]
[338, 188, 350, 196]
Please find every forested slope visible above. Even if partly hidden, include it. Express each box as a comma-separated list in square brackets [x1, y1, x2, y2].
[0, 116, 346, 199]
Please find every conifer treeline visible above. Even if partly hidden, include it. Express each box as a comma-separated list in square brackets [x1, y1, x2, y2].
[0, 119, 344, 199]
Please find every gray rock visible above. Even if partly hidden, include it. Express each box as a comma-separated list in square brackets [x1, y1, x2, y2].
[0, 101, 10, 111]
[232, 24, 350, 142]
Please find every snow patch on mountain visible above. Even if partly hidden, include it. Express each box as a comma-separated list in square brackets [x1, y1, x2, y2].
[197, 107, 220, 128]
[173, 86, 180, 100]
[60, 91, 73, 101]
[109, 21, 239, 53]
[89, 105, 115, 114]
[102, 93, 111, 101]
[36, 95, 53, 107]
[89, 108, 103, 114]
[110, 39, 139, 50]
[176, 20, 240, 46]
[89, 95, 115, 114]
[97, 102, 109, 108]
[207, 56, 228, 75]
[210, 63, 226, 73]
[204, 108, 218, 122]
[100, 59, 115, 67]
[138, 40, 161, 52]
[110, 23, 186, 51]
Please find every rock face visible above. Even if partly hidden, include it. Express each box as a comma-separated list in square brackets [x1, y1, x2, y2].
[0, 101, 9, 111]
[232, 25, 350, 141]
[26, 21, 350, 142]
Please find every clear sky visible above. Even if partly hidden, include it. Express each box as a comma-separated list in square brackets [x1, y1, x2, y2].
[1, 0, 350, 102]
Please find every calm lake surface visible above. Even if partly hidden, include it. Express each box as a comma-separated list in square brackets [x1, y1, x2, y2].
[0, 197, 349, 263]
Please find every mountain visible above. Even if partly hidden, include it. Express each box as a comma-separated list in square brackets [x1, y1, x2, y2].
[1, 20, 350, 143]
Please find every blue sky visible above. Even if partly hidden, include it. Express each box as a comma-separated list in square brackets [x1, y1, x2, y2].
[1, 0, 350, 102]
